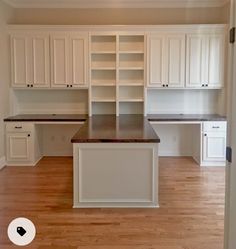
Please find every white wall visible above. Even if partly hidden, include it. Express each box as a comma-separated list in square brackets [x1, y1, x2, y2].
[0, 1, 14, 163]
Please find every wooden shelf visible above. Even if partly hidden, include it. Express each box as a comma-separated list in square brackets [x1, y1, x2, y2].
[118, 51, 144, 54]
[91, 51, 116, 54]
[119, 67, 144, 70]
[92, 98, 116, 103]
[91, 67, 116, 70]
[119, 98, 144, 102]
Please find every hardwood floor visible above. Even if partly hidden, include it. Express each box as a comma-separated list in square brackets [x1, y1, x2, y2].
[0, 157, 225, 249]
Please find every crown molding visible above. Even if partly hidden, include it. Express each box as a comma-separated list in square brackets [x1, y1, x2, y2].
[2, 0, 230, 9]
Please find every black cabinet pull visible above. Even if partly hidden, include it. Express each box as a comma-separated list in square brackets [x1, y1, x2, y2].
[202, 84, 204, 87]
[166, 84, 169, 87]
[27, 84, 30, 87]
[70, 85, 73, 87]
[67, 85, 69, 87]
[212, 126, 220, 129]
[162, 84, 165, 87]
[206, 84, 208, 87]
[31, 84, 33, 87]
[28, 134, 30, 137]
[14, 126, 22, 129]
[204, 134, 207, 137]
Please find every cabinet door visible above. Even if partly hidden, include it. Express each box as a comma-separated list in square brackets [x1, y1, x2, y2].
[186, 35, 207, 88]
[51, 35, 69, 88]
[6, 132, 32, 162]
[30, 35, 50, 88]
[148, 35, 165, 87]
[69, 34, 88, 87]
[206, 34, 224, 88]
[165, 34, 185, 88]
[203, 132, 226, 162]
[11, 35, 29, 87]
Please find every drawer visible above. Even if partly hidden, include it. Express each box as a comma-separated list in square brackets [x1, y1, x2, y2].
[5, 122, 34, 132]
[203, 121, 227, 132]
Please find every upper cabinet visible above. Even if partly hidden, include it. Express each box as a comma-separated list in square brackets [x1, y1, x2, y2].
[11, 34, 50, 88]
[186, 34, 225, 89]
[50, 32, 88, 88]
[148, 33, 186, 88]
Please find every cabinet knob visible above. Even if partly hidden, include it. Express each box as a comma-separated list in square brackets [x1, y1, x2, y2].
[28, 134, 30, 137]
[70, 85, 73, 87]
[204, 134, 207, 137]
[202, 84, 204, 87]
[205, 84, 208, 87]
[31, 84, 33, 87]
[162, 84, 165, 87]
[67, 85, 69, 88]
[166, 84, 169, 87]
[27, 84, 30, 87]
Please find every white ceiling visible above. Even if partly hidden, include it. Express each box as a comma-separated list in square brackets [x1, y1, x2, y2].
[2, 0, 229, 9]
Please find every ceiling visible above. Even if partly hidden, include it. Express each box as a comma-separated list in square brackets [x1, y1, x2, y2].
[2, 0, 229, 8]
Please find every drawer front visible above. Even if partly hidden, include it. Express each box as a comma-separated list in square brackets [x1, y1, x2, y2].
[5, 122, 34, 133]
[203, 121, 227, 132]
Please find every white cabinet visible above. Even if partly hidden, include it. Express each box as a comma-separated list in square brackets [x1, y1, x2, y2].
[5, 123, 42, 166]
[11, 34, 50, 88]
[186, 34, 224, 89]
[148, 34, 185, 88]
[202, 121, 227, 166]
[51, 33, 88, 88]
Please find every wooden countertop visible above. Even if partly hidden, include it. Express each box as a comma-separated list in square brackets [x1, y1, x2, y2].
[71, 115, 160, 143]
[4, 113, 226, 143]
[4, 114, 87, 122]
[147, 114, 226, 122]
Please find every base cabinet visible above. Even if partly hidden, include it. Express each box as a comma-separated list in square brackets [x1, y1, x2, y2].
[5, 123, 42, 166]
[201, 121, 227, 166]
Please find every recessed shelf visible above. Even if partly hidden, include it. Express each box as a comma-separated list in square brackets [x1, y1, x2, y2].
[91, 35, 116, 53]
[119, 35, 144, 53]
[92, 102, 116, 115]
[119, 85, 144, 101]
[119, 102, 144, 115]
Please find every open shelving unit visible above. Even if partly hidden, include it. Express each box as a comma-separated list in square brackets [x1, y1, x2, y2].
[89, 33, 146, 116]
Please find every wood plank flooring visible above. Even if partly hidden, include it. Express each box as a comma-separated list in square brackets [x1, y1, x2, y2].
[0, 157, 225, 249]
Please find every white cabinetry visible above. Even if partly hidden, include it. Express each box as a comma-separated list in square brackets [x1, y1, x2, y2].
[148, 34, 185, 88]
[5, 123, 42, 166]
[11, 34, 50, 88]
[186, 34, 224, 89]
[51, 33, 88, 88]
[202, 121, 227, 166]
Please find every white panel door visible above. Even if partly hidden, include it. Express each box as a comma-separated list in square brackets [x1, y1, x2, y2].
[51, 35, 69, 88]
[148, 35, 165, 87]
[11, 35, 28, 87]
[207, 34, 224, 88]
[69, 34, 88, 87]
[31, 35, 50, 88]
[6, 132, 32, 162]
[203, 132, 226, 162]
[165, 34, 185, 88]
[186, 34, 206, 88]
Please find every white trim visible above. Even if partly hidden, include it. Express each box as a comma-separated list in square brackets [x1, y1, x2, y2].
[2, 0, 229, 9]
[0, 156, 6, 170]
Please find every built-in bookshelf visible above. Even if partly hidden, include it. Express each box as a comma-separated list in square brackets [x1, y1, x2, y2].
[89, 33, 145, 116]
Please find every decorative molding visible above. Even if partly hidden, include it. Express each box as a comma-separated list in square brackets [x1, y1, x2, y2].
[0, 156, 6, 170]
[3, 0, 229, 9]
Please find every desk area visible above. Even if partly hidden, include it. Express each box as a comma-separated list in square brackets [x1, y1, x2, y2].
[4, 114, 226, 208]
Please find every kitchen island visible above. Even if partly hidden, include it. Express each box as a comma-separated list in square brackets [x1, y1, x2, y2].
[71, 115, 160, 208]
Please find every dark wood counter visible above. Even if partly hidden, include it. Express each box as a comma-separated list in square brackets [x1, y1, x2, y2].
[147, 114, 226, 122]
[71, 115, 160, 143]
[4, 114, 87, 122]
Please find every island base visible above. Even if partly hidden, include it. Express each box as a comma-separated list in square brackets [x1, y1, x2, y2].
[73, 143, 159, 208]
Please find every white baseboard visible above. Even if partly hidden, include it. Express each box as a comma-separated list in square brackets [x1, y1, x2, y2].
[0, 156, 6, 170]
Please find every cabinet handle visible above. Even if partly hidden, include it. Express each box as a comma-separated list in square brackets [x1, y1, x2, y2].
[14, 126, 22, 129]
[205, 84, 208, 87]
[27, 84, 30, 87]
[67, 85, 69, 88]
[31, 84, 33, 87]
[202, 84, 205, 87]
[162, 84, 165, 87]
[204, 134, 207, 137]
[166, 84, 169, 87]
[70, 85, 73, 87]
[212, 126, 220, 129]
[28, 134, 30, 137]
